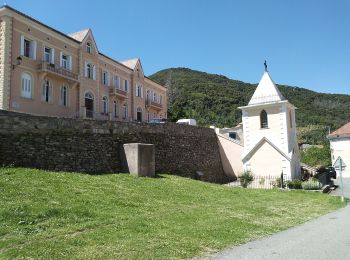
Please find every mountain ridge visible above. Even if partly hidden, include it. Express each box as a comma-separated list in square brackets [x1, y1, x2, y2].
[149, 67, 350, 132]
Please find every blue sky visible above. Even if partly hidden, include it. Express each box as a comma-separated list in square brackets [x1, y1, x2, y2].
[5, 0, 350, 94]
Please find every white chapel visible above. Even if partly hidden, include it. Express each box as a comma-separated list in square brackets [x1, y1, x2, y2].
[234, 65, 301, 179]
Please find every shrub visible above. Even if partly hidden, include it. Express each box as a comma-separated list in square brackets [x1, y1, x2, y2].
[302, 179, 322, 190]
[273, 178, 286, 188]
[286, 180, 303, 189]
[238, 171, 254, 188]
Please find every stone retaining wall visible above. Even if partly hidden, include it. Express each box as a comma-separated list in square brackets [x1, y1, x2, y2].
[0, 110, 231, 183]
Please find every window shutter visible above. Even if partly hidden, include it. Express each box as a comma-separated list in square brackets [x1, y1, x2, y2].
[141, 86, 144, 98]
[49, 85, 53, 104]
[84, 61, 88, 77]
[20, 35, 24, 56]
[68, 56, 72, 70]
[93, 65, 96, 80]
[31, 41, 37, 60]
[41, 83, 45, 101]
[51, 48, 55, 64]
[59, 52, 63, 67]
[107, 72, 110, 86]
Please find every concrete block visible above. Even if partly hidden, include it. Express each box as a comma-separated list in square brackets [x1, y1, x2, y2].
[123, 143, 155, 177]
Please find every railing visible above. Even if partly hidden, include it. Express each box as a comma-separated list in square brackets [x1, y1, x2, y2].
[38, 62, 78, 81]
[109, 87, 128, 98]
[227, 175, 292, 189]
[145, 99, 162, 109]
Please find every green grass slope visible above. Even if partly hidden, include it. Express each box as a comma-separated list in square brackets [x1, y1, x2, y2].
[149, 68, 350, 131]
[0, 168, 345, 259]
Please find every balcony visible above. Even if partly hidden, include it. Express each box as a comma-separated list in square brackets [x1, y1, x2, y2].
[38, 62, 78, 82]
[146, 99, 163, 110]
[109, 87, 128, 99]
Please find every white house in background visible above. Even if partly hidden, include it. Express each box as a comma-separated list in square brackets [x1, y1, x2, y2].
[328, 122, 350, 177]
[216, 67, 301, 179]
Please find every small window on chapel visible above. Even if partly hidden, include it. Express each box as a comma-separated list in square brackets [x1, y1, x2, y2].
[260, 110, 268, 129]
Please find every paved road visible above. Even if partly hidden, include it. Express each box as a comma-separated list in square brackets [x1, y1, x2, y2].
[208, 204, 350, 260]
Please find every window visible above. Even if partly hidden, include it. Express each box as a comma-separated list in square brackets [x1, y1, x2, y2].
[153, 92, 157, 102]
[86, 42, 92, 53]
[87, 64, 93, 79]
[60, 52, 72, 70]
[123, 103, 128, 119]
[289, 110, 293, 128]
[21, 72, 32, 99]
[24, 39, 31, 57]
[102, 71, 109, 86]
[115, 76, 120, 89]
[20, 36, 36, 59]
[137, 107, 142, 122]
[61, 54, 68, 69]
[160, 95, 163, 104]
[85, 62, 95, 80]
[113, 100, 118, 118]
[44, 47, 53, 63]
[102, 96, 108, 114]
[60, 85, 68, 107]
[42, 80, 53, 103]
[260, 110, 268, 128]
[124, 80, 128, 92]
[136, 85, 143, 97]
[229, 132, 237, 140]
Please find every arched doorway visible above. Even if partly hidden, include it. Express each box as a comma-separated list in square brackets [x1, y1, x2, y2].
[85, 92, 94, 118]
[137, 107, 142, 122]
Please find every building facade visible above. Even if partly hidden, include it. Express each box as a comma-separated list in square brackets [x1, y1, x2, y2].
[238, 69, 301, 178]
[0, 5, 167, 121]
[328, 122, 350, 178]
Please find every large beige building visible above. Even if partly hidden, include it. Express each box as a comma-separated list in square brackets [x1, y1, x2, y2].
[0, 5, 167, 121]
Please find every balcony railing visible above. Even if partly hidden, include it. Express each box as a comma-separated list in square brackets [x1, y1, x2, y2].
[145, 99, 163, 110]
[109, 87, 128, 99]
[38, 62, 78, 81]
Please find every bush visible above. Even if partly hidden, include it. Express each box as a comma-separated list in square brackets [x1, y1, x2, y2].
[287, 180, 303, 189]
[238, 171, 254, 188]
[273, 178, 286, 188]
[302, 179, 322, 190]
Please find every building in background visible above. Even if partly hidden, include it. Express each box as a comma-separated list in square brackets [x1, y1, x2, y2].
[0, 5, 167, 122]
[328, 122, 350, 177]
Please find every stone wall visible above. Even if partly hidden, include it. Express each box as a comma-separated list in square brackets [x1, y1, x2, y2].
[0, 110, 231, 183]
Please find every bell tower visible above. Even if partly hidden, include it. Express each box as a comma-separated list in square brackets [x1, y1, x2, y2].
[238, 63, 300, 178]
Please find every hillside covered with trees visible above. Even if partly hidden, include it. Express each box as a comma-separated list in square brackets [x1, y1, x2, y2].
[150, 68, 350, 146]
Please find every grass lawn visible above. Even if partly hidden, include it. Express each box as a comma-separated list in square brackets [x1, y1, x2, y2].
[0, 168, 345, 259]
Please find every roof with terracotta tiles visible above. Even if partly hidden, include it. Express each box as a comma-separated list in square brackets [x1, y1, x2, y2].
[329, 122, 350, 138]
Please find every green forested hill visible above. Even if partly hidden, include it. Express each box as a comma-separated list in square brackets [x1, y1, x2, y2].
[149, 68, 350, 134]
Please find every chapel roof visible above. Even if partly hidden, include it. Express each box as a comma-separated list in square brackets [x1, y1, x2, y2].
[248, 70, 286, 105]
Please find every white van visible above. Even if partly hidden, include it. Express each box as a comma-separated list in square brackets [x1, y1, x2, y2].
[176, 119, 197, 126]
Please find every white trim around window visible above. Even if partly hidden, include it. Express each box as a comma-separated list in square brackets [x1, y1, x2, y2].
[20, 35, 37, 60]
[21, 72, 33, 99]
[60, 85, 69, 107]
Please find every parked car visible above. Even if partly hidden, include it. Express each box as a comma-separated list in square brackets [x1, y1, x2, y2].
[176, 119, 197, 126]
[149, 118, 168, 124]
